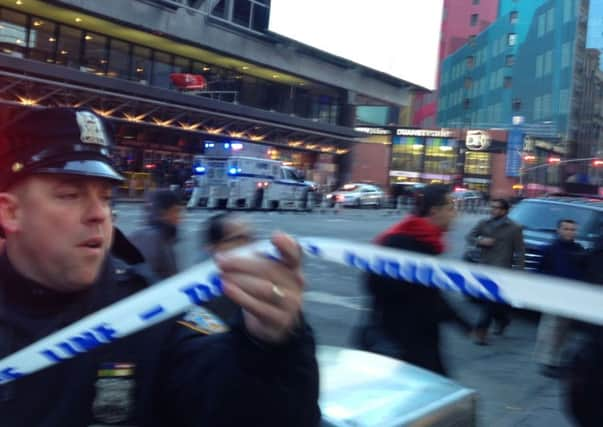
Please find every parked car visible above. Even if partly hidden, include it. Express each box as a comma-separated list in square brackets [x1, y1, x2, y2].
[326, 183, 386, 208]
[451, 190, 483, 209]
[508, 195, 603, 270]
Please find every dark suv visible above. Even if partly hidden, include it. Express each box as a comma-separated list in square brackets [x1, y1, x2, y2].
[508, 196, 603, 270]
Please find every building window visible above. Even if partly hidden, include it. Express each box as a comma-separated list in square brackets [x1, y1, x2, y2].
[507, 33, 517, 46]
[151, 50, 173, 88]
[464, 77, 473, 89]
[472, 0, 480, 4]
[510, 11, 518, 24]
[107, 38, 131, 79]
[0, 8, 28, 58]
[424, 138, 458, 174]
[174, 56, 191, 73]
[251, 1, 269, 31]
[504, 76, 512, 88]
[538, 13, 546, 37]
[561, 42, 571, 68]
[512, 98, 521, 112]
[55, 25, 82, 69]
[542, 93, 552, 118]
[546, 8, 555, 32]
[464, 151, 491, 175]
[559, 88, 569, 113]
[468, 35, 476, 46]
[463, 98, 471, 109]
[82, 32, 108, 75]
[391, 136, 424, 172]
[466, 56, 474, 68]
[27, 17, 57, 63]
[534, 96, 542, 119]
[544, 50, 552, 75]
[505, 54, 515, 66]
[564, 0, 573, 23]
[470, 14, 479, 26]
[211, 0, 226, 18]
[132, 45, 151, 84]
[536, 54, 543, 77]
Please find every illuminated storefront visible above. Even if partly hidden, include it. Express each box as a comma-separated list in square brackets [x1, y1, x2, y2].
[389, 128, 460, 186]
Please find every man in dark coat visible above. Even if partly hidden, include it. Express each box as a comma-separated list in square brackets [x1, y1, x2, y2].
[565, 238, 603, 426]
[467, 198, 524, 344]
[0, 107, 320, 426]
[360, 184, 472, 376]
[534, 219, 584, 377]
[129, 189, 182, 279]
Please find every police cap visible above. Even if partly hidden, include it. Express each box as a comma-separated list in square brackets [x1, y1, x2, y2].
[0, 107, 123, 190]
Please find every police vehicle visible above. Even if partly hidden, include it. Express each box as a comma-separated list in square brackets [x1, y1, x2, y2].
[187, 156, 314, 210]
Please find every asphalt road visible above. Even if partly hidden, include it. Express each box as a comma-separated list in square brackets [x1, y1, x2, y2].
[115, 204, 576, 427]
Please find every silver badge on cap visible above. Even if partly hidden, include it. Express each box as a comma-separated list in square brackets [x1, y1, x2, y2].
[76, 111, 108, 146]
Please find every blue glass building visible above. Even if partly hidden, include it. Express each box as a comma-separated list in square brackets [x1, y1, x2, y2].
[438, 0, 586, 143]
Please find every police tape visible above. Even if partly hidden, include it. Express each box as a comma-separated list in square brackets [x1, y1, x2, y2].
[1, 236, 603, 384]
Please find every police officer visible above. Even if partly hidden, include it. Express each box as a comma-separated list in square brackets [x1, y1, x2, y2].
[0, 108, 320, 426]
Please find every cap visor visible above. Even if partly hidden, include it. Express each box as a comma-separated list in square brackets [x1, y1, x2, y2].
[34, 159, 124, 182]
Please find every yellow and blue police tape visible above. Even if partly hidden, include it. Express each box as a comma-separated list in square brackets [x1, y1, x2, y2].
[1, 236, 603, 384]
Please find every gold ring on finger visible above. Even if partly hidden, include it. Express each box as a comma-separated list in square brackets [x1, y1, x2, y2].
[272, 284, 285, 300]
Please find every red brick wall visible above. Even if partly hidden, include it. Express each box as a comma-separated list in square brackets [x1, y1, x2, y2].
[349, 142, 391, 188]
[490, 153, 518, 198]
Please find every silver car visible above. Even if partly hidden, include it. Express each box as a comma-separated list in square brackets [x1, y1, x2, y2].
[327, 184, 386, 208]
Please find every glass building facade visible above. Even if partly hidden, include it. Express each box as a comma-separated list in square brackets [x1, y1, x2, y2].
[0, 6, 343, 125]
[437, 0, 583, 139]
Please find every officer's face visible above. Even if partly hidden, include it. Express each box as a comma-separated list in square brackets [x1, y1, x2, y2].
[0, 175, 114, 291]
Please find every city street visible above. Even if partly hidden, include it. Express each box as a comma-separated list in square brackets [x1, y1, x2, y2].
[115, 204, 575, 427]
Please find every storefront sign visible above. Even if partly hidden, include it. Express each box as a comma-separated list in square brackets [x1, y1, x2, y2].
[389, 170, 420, 178]
[465, 130, 491, 151]
[396, 129, 452, 138]
[354, 127, 392, 135]
[421, 173, 454, 181]
[463, 177, 491, 184]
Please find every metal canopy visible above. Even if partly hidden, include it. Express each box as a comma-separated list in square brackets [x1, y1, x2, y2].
[0, 67, 356, 156]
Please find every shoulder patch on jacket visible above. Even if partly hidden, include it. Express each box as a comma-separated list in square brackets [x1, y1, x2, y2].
[177, 307, 229, 335]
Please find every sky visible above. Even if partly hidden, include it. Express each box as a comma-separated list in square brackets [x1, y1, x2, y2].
[268, 0, 444, 90]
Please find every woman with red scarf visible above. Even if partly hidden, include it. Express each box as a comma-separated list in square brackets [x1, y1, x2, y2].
[359, 184, 472, 376]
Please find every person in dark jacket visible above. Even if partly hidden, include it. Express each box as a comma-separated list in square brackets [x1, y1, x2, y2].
[0, 107, 320, 426]
[534, 219, 584, 377]
[129, 189, 182, 279]
[359, 184, 472, 376]
[200, 212, 255, 322]
[563, 235, 603, 427]
[467, 198, 524, 345]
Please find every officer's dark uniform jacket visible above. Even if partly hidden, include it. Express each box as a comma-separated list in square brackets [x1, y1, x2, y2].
[0, 229, 320, 427]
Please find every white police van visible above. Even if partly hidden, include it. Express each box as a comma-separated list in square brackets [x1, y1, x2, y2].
[187, 155, 314, 210]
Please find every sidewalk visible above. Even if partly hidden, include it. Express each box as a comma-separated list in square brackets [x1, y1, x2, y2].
[443, 296, 576, 427]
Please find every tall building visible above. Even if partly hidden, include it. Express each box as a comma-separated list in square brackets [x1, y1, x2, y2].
[577, 48, 603, 180]
[412, 0, 499, 128]
[0, 0, 422, 190]
[438, 0, 587, 146]
[587, 0, 603, 63]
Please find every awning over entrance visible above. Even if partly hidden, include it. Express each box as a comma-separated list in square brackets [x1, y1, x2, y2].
[0, 56, 359, 155]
